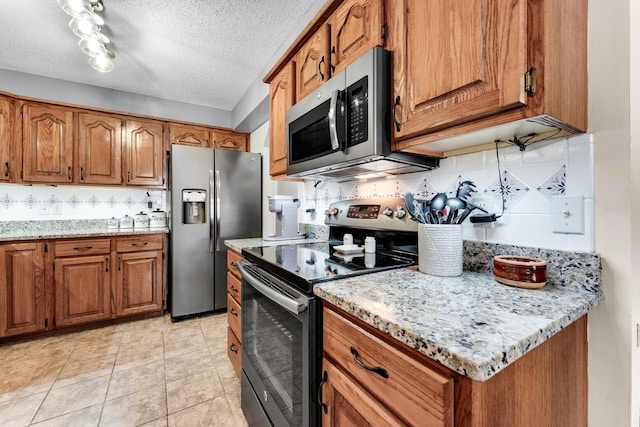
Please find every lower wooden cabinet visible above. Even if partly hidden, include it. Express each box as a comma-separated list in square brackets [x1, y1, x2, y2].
[227, 249, 243, 378]
[115, 249, 163, 316]
[0, 242, 47, 337]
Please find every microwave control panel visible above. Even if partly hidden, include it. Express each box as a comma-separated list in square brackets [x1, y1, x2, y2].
[346, 76, 368, 147]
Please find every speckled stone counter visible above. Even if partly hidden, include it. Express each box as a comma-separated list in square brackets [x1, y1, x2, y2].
[314, 265, 602, 382]
[0, 220, 168, 241]
[225, 223, 329, 252]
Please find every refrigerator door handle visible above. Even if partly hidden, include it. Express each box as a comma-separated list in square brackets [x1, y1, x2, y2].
[209, 169, 215, 253]
[215, 170, 222, 251]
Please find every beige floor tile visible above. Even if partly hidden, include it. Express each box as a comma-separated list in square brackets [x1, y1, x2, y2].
[213, 357, 241, 393]
[53, 353, 116, 389]
[0, 363, 63, 403]
[121, 329, 164, 346]
[225, 385, 249, 427]
[138, 417, 168, 427]
[0, 391, 46, 427]
[167, 395, 236, 427]
[163, 332, 207, 359]
[166, 368, 225, 414]
[164, 349, 216, 383]
[114, 349, 163, 374]
[68, 339, 121, 362]
[106, 358, 165, 401]
[100, 384, 167, 427]
[30, 404, 102, 427]
[33, 375, 110, 423]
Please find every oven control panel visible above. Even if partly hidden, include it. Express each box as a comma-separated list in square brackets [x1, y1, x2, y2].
[346, 204, 379, 219]
[324, 197, 418, 232]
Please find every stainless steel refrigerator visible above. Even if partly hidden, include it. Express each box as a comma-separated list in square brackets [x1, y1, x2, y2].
[169, 145, 261, 320]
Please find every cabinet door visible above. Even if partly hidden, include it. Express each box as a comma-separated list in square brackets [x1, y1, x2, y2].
[269, 61, 295, 177]
[0, 242, 46, 337]
[124, 119, 164, 186]
[390, 0, 527, 140]
[54, 255, 111, 327]
[211, 129, 247, 151]
[169, 124, 209, 147]
[321, 359, 405, 427]
[0, 96, 14, 182]
[78, 112, 123, 185]
[22, 103, 74, 183]
[330, 0, 385, 75]
[295, 24, 331, 102]
[115, 250, 162, 316]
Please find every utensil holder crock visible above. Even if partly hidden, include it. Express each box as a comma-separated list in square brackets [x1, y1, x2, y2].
[418, 224, 463, 276]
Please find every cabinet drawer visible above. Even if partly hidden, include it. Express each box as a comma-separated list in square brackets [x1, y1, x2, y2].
[227, 293, 241, 339]
[227, 271, 241, 303]
[227, 326, 242, 378]
[227, 249, 242, 279]
[116, 234, 163, 252]
[323, 307, 454, 427]
[55, 239, 111, 257]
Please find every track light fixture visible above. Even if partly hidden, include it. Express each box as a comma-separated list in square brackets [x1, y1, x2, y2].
[58, 0, 114, 73]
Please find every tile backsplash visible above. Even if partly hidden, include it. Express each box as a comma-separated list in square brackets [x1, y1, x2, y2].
[0, 185, 166, 221]
[299, 133, 594, 252]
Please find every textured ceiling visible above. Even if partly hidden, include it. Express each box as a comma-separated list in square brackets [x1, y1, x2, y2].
[0, 0, 319, 111]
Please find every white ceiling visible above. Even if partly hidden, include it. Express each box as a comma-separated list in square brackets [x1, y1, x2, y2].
[0, 0, 321, 111]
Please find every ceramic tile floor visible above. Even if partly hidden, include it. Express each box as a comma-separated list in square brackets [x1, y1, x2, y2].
[0, 312, 248, 427]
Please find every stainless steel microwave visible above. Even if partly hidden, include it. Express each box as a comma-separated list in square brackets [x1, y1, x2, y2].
[286, 47, 438, 181]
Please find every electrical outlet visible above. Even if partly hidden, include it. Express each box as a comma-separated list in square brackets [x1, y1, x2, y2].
[551, 195, 584, 234]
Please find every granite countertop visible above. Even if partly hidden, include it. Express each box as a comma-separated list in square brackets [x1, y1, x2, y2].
[314, 266, 603, 382]
[225, 236, 327, 252]
[0, 220, 168, 242]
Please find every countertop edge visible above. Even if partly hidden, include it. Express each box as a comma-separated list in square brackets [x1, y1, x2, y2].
[0, 227, 169, 241]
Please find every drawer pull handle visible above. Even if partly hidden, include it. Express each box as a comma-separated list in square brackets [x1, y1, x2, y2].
[132, 242, 149, 247]
[350, 346, 389, 379]
[318, 55, 325, 80]
[229, 343, 238, 354]
[230, 261, 237, 267]
[230, 285, 238, 293]
[393, 96, 402, 132]
[73, 246, 93, 251]
[317, 370, 328, 414]
[4, 161, 8, 177]
[230, 308, 238, 317]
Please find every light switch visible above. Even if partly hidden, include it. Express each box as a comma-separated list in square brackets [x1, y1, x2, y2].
[551, 195, 584, 234]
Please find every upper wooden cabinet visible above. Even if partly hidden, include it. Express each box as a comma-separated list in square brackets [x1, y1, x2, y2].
[211, 129, 248, 151]
[269, 61, 295, 178]
[169, 124, 209, 147]
[0, 242, 47, 337]
[22, 103, 74, 184]
[124, 119, 164, 187]
[0, 96, 14, 183]
[295, 24, 331, 102]
[330, 0, 385, 75]
[78, 112, 123, 185]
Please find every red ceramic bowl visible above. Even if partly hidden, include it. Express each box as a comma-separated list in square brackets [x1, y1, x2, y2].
[493, 255, 547, 289]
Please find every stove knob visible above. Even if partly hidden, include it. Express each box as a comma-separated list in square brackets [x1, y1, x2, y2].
[395, 206, 407, 219]
[382, 207, 393, 217]
[324, 206, 338, 216]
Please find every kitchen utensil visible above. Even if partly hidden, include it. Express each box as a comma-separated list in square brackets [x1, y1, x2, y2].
[134, 211, 150, 228]
[120, 214, 134, 229]
[403, 192, 423, 223]
[149, 209, 167, 228]
[430, 193, 447, 223]
[493, 255, 547, 288]
[412, 200, 427, 224]
[445, 197, 466, 223]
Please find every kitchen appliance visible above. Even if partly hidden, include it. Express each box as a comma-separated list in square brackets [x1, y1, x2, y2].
[237, 197, 419, 427]
[170, 145, 262, 320]
[265, 195, 305, 241]
[286, 46, 439, 181]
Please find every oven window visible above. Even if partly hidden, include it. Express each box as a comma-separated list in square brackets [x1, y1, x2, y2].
[243, 283, 304, 426]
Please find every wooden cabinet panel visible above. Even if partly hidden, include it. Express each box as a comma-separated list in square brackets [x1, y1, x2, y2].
[78, 112, 123, 185]
[226, 271, 241, 304]
[390, 0, 527, 141]
[0, 96, 14, 183]
[54, 238, 111, 257]
[115, 234, 163, 253]
[227, 326, 242, 378]
[115, 250, 163, 316]
[54, 254, 111, 327]
[124, 119, 164, 186]
[169, 124, 209, 147]
[0, 242, 46, 337]
[22, 103, 74, 183]
[227, 249, 242, 279]
[295, 24, 331, 102]
[330, 0, 385, 75]
[227, 293, 241, 339]
[269, 61, 295, 177]
[210, 129, 247, 151]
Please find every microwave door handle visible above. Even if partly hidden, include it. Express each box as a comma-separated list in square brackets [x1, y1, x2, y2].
[328, 89, 340, 151]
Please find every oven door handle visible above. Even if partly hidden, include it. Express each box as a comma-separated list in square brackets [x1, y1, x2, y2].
[328, 89, 340, 151]
[237, 261, 308, 315]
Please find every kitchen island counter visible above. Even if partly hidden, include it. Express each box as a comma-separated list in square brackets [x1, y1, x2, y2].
[314, 265, 602, 382]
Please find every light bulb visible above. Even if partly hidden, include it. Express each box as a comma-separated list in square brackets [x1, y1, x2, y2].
[78, 38, 107, 57]
[89, 54, 114, 73]
[57, 0, 94, 19]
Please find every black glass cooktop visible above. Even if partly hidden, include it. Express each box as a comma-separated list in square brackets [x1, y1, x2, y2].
[242, 242, 415, 293]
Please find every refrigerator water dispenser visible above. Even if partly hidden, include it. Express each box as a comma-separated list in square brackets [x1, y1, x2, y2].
[182, 189, 206, 224]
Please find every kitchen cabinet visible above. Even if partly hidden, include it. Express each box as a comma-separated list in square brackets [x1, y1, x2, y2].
[21, 102, 74, 183]
[115, 235, 164, 316]
[77, 112, 123, 185]
[124, 119, 164, 187]
[0, 96, 15, 182]
[226, 249, 242, 378]
[388, 0, 587, 157]
[53, 239, 111, 327]
[0, 242, 47, 337]
[211, 129, 248, 151]
[168, 123, 209, 147]
[269, 62, 295, 178]
[329, 0, 385, 75]
[295, 24, 331, 102]
[321, 303, 588, 426]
